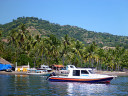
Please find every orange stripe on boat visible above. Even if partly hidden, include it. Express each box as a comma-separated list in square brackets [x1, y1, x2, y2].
[50, 77, 110, 81]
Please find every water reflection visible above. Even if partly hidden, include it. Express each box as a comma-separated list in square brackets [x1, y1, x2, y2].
[67, 83, 111, 96]
[14, 75, 30, 94]
[0, 75, 128, 96]
[50, 82, 112, 96]
[0, 75, 12, 95]
[13, 75, 47, 95]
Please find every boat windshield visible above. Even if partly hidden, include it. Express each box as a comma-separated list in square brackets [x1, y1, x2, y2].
[70, 66, 74, 68]
[88, 70, 95, 74]
[81, 70, 89, 74]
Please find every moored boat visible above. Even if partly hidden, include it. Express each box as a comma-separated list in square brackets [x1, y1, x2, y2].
[37, 65, 52, 72]
[27, 68, 51, 76]
[48, 67, 117, 83]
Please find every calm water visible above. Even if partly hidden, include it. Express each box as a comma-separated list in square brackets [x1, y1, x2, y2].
[0, 74, 128, 96]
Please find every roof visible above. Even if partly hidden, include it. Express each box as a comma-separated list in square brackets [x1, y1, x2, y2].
[17, 65, 29, 68]
[102, 46, 115, 50]
[0, 57, 13, 66]
[53, 65, 64, 68]
[2, 39, 9, 43]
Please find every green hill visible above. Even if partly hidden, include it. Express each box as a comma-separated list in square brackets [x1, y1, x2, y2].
[1, 17, 128, 48]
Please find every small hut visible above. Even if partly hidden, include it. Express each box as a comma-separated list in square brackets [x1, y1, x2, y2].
[0, 57, 14, 71]
[15, 62, 30, 72]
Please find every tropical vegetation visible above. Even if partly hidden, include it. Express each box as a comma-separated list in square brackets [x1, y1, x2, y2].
[0, 17, 128, 71]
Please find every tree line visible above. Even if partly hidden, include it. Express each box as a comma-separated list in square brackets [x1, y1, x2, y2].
[1, 17, 128, 48]
[0, 24, 128, 71]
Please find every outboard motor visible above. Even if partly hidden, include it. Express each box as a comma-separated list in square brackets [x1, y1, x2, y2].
[46, 72, 56, 80]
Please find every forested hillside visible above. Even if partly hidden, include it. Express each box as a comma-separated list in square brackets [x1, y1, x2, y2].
[1, 17, 128, 48]
[0, 17, 128, 71]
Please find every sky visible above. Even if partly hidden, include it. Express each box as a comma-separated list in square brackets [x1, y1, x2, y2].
[0, 0, 128, 36]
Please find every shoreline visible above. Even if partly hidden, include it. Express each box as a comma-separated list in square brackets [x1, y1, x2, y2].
[0, 71, 27, 75]
[0, 71, 128, 76]
[95, 71, 128, 76]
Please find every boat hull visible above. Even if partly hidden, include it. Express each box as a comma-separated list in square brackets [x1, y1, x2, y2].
[49, 77, 113, 83]
[27, 72, 51, 76]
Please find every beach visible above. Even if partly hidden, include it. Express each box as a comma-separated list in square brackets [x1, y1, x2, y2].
[96, 71, 128, 76]
[0, 71, 27, 75]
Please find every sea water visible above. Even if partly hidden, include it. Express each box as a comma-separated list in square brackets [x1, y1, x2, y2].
[0, 74, 128, 96]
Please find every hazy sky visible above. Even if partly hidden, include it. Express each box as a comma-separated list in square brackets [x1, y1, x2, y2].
[0, 0, 128, 36]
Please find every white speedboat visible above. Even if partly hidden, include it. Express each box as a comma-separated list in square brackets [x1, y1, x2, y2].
[48, 67, 117, 83]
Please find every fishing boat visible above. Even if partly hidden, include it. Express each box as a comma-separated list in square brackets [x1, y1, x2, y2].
[37, 65, 52, 72]
[27, 68, 51, 76]
[48, 66, 117, 83]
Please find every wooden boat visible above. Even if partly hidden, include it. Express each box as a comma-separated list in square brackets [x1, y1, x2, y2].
[27, 68, 51, 76]
[48, 67, 117, 83]
[37, 65, 52, 72]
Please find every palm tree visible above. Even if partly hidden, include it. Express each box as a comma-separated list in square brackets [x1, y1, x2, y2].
[97, 48, 106, 70]
[73, 40, 84, 67]
[0, 30, 3, 56]
[8, 29, 18, 46]
[8, 24, 29, 53]
[17, 24, 31, 52]
[0, 30, 2, 37]
[61, 35, 71, 65]
[8, 24, 37, 66]
[85, 42, 98, 68]
[43, 34, 61, 65]
[114, 46, 125, 71]
[121, 49, 128, 68]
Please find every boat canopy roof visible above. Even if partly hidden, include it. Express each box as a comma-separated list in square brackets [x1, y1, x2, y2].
[41, 65, 49, 67]
[53, 65, 64, 68]
[73, 68, 92, 70]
